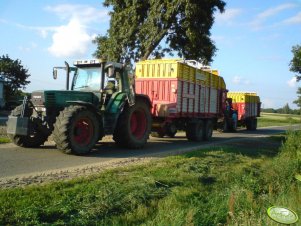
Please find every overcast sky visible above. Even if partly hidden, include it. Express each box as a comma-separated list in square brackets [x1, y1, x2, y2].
[0, 0, 300, 109]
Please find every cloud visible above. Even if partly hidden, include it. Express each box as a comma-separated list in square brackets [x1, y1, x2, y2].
[48, 19, 94, 58]
[215, 8, 242, 25]
[0, 17, 56, 38]
[232, 76, 250, 85]
[45, 4, 108, 25]
[250, 3, 297, 30]
[287, 76, 298, 88]
[283, 11, 301, 24]
[257, 4, 296, 19]
[44, 4, 109, 58]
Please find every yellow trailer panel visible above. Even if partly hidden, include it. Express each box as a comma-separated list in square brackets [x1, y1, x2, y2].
[135, 59, 224, 89]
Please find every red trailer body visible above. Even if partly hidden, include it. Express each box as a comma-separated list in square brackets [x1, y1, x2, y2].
[135, 79, 225, 119]
[135, 59, 227, 139]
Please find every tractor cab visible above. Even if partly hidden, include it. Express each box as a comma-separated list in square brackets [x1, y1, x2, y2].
[53, 59, 135, 109]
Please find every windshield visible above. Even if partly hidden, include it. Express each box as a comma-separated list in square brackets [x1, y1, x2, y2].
[73, 67, 101, 91]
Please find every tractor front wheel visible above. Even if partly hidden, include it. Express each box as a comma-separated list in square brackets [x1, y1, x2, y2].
[53, 106, 100, 155]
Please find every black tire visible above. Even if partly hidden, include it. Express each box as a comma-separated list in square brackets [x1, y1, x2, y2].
[246, 118, 257, 131]
[52, 105, 100, 155]
[186, 120, 204, 141]
[251, 118, 257, 130]
[8, 105, 48, 147]
[203, 120, 213, 141]
[166, 122, 177, 138]
[246, 118, 251, 130]
[113, 99, 151, 148]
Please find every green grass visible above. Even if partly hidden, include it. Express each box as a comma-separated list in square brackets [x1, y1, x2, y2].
[0, 131, 300, 225]
[0, 136, 11, 144]
[258, 112, 301, 127]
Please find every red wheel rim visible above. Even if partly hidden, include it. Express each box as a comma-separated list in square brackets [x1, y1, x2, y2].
[130, 109, 147, 139]
[73, 117, 94, 145]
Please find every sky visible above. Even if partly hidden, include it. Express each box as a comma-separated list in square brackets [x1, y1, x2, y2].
[0, 0, 300, 109]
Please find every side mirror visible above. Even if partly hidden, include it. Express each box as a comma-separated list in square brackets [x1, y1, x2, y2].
[53, 68, 58, 79]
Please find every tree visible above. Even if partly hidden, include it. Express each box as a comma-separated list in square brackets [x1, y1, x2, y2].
[94, 0, 225, 63]
[289, 45, 301, 81]
[294, 87, 301, 113]
[0, 55, 30, 100]
[282, 103, 291, 114]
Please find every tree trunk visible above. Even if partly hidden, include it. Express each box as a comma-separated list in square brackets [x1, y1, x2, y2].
[141, 29, 167, 61]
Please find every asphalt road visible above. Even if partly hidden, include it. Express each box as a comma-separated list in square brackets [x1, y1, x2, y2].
[0, 124, 300, 179]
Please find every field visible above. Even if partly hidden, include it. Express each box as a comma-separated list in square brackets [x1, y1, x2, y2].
[258, 112, 301, 127]
[0, 130, 300, 225]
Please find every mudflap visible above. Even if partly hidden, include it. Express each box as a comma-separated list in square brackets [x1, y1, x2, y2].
[6, 116, 29, 136]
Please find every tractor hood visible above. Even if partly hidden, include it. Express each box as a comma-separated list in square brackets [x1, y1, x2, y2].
[31, 90, 100, 108]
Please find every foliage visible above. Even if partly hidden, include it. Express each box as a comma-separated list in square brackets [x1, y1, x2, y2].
[261, 106, 300, 115]
[293, 87, 301, 114]
[290, 44, 301, 81]
[94, 0, 225, 63]
[1, 133, 300, 225]
[0, 55, 30, 101]
[281, 103, 291, 114]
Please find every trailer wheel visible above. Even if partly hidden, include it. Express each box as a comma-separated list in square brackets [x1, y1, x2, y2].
[8, 105, 48, 147]
[53, 105, 100, 155]
[246, 119, 251, 130]
[186, 120, 204, 141]
[166, 122, 177, 138]
[250, 118, 257, 130]
[113, 99, 151, 148]
[203, 120, 213, 141]
[246, 118, 257, 131]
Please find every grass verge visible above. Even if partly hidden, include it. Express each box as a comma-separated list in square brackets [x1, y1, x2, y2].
[0, 135, 11, 144]
[0, 131, 300, 225]
[258, 112, 301, 127]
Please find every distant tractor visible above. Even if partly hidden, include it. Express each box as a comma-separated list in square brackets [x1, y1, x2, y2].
[7, 59, 152, 154]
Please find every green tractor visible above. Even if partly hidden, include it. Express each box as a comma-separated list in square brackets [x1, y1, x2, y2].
[7, 59, 152, 155]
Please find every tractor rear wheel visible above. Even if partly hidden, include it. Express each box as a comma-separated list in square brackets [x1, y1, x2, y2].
[8, 105, 48, 147]
[186, 120, 204, 141]
[53, 105, 100, 155]
[113, 99, 151, 148]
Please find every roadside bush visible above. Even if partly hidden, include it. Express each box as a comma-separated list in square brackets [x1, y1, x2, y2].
[225, 131, 301, 225]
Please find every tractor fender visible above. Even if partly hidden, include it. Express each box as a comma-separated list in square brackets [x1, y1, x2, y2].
[66, 101, 99, 113]
[107, 94, 152, 135]
[135, 94, 152, 109]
